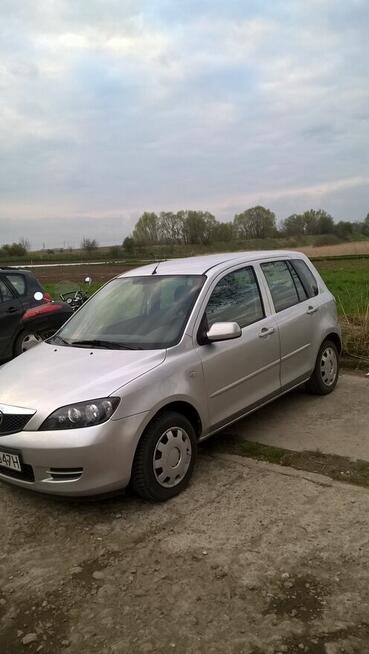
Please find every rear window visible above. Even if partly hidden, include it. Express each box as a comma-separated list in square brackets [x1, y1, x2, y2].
[5, 273, 27, 296]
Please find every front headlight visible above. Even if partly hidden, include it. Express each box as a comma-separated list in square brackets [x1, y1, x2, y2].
[40, 397, 120, 431]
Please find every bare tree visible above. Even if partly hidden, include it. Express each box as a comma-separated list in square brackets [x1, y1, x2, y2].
[81, 237, 98, 252]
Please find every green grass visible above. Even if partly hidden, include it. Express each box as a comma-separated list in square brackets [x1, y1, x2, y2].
[315, 258, 369, 316]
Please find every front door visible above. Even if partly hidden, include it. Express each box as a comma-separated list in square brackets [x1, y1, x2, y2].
[0, 278, 22, 360]
[196, 265, 281, 430]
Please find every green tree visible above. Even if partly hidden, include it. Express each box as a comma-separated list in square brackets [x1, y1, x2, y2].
[1, 242, 28, 257]
[132, 212, 159, 244]
[282, 213, 306, 236]
[362, 213, 369, 236]
[234, 206, 276, 239]
[122, 236, 135, 253]
[180, 210, 217, 244]
[212, 221, 235, 242]
[282, 209, 334, 236]
[158, 212, 184, 243]
[335, 221, 354, 240]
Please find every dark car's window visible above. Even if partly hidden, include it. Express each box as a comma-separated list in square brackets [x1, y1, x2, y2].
[5, 273, 26, 296]
[261, 261, 302, 312]
[291, 259, 319, 298]
[0, 279, 14, 302]
[205, 267, 264, 328]
[56, 275, 205, 350]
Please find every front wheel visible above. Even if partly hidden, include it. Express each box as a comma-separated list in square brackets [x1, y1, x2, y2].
[14, 330, 50, 356]
[131, 411, 197, 502]
[306, 339, 339, 395]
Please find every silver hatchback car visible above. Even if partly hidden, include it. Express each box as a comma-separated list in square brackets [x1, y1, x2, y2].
[0, 251, 340, 501]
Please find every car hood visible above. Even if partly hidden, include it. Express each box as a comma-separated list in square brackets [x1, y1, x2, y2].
[0, 342, 166, 420]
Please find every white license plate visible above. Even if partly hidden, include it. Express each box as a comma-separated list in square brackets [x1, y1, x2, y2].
[0, 451, 22, 472]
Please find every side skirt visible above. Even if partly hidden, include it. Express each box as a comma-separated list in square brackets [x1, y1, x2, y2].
[199, 374, 311, 443]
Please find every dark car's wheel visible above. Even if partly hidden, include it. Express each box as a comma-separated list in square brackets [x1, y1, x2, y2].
[306, 339, 339, 395]
[131, 411, 197, 502]
[14, 330, 48, 356]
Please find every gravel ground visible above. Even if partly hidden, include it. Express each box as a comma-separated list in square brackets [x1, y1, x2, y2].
[2, 444, 369, 654]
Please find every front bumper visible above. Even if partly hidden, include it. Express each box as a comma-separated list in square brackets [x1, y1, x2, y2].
[0, 412, 149, 496]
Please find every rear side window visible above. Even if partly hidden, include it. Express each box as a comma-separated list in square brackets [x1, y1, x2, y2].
[5, 273, 26, 296]
[0, 279, 14, 303]
[291, 259, 319, 298]
[206, 266, 265, 328]
[261, 261, 301, 312]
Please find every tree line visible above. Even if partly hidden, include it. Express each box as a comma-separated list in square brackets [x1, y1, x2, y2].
[126, 207, 369, 247]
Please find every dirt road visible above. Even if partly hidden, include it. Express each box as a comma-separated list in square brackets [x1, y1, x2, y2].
[2, 432, 369, 653]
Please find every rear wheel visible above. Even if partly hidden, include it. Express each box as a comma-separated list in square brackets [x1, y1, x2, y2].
[306, 339, 339, 395]
[131, 411, 197, 502]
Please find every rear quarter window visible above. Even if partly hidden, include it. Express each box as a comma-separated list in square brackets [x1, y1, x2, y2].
[291, 260, 319, 298]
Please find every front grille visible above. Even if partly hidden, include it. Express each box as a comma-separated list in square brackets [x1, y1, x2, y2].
[0, 414, 31, 435]
[0, 463, 35, 482]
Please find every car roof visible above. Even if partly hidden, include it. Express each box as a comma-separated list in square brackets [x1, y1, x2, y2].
[119, 250, 306, 278]
[0, 266, 30, 274]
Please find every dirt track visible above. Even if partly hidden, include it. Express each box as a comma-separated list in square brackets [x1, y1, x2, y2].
[24, 264, 128, 285]
[2, 432, 369, 653]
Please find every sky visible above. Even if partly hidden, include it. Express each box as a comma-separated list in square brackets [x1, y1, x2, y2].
[0, 0, 368, 248]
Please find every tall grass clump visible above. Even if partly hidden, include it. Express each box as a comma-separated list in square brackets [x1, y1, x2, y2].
[337, 287, 369, 360]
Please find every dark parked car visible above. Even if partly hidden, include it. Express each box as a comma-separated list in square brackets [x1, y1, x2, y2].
[0, 267, 71, 361]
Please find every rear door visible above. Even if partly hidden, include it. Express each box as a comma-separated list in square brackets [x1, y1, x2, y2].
[0, 277, 22, 359]
[259, 259, 321, 388]
[196, 264, 281, 430]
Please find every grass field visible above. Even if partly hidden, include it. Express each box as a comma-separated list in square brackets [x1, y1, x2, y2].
[40, 256, 369, 360]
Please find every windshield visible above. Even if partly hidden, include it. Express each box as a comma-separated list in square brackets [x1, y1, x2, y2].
[53, 275, 205, 350]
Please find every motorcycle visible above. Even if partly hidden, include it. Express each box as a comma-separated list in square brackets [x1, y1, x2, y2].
[58, 276, 92, 311]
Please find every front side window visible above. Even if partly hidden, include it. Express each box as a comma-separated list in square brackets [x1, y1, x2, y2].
[5, 273, 26, 296]
[261, 261, 301, 312]
[205, 267, 264, 328]
[54, 275, 205, 350]
[0, 279, 14, 303]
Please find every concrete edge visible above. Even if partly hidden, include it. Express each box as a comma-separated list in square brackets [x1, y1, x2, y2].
[211, 452, 369, 495]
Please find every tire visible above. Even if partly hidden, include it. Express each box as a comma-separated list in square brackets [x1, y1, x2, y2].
[131, 411, 197, 502]
[306, 339, 340, 395]
[14, 330, 45, 356]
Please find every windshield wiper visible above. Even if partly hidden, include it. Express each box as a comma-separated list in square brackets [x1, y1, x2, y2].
[70, 339, 141, 350]
[48, 335, 71, 346]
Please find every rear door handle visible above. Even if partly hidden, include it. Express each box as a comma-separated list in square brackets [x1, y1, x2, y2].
[307, 306, 319, 315]
[258, 327, 275, 338]
[7, 306, 18, 314]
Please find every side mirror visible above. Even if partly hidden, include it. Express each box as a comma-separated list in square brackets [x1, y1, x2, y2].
[84, 276, 92, 286]
[206, 321, 242, 342]
[34, 291, 44, 302]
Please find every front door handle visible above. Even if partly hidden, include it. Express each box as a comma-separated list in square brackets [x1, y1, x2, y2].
[307, 306, 319, 315]
[259, 327, 275, 338]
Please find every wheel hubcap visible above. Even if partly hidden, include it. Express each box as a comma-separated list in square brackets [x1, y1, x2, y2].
[320, 346, 337, 386]
[21, 333, 43, 352]
[153, 427, 192, 488]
